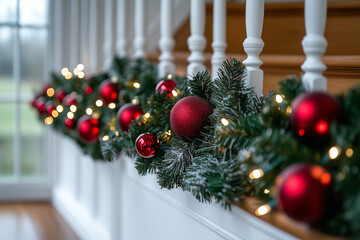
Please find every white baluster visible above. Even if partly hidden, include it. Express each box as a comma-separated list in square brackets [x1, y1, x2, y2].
[211, 0, 227, 80]
[133, 0, 147, 59]
[158, 0, 175, 78]
[117, 0, 128, 57]
[103, 0, 115, 69]
[242, 0, 265, 96]
[301, 0, 328, 91]
[187, 0, 206, 77]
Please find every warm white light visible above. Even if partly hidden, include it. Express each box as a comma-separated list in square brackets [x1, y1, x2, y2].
[102, 135, 109, 141]
[67, 112, 74, 119]
[61, 67, 69, 76]
[78, 72, 85, 79]
[86, 108, 93, 115]
[131, 97, 140, 105]
[44, 116, 53, 125]
[111, 76, 118, 83]
[65, 72, 73, 79]
[346, 148, 354, 158]
[286, 106, 292, 114]
[171, 90, 178, 97]
[329, 146, 341, 160]
[133, 82, 141, 89]
[51, 110, 59, 118]
[115, 131, 119, 136]
[95, 99, 103, 107]
[264, 189, 270, 194]
[46, 88, 55, 97]
[167, 74, 173, 79]
[255, 204, 271, 216]
[108, 103, 116, 109]
[221, 118, 229, 127]
[56, 105, 64, 113]
[144, 112, 151, 119]
[249, 169, 264, 179]
[70, 105, 77, 112]
[74, 68, 80, 75]
[77, 64, 85, 71]
[275, 94, 284, 104]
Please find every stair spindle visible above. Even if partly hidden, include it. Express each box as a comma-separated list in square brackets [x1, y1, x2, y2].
[301, 0, 328, 91]
[103, 0, 115, 69]
[187, 0, 206, 77]
[117, 0, 128, 57]
[158, 0, 175, 78]
[133, 0, 147, 59]
[211, 0, 227, 80]
[242, 0, 265, 96]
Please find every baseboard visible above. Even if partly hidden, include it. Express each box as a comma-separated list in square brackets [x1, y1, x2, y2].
[0, 183, 51, 201]
[52, 187, 110, 240]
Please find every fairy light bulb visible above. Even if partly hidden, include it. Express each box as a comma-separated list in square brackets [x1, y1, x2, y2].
[249, 169, 264, 179]
[255, 204, 271, 216]
[329, 146, 341, 160]
[221, 118, 229, 126]
[95, 99, 103, 107]
[56, 105, 64, 113]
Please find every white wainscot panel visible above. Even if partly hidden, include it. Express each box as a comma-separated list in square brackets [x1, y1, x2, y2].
[79, 154, 96, 215]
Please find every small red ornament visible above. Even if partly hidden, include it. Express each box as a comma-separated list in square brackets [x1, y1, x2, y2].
[64, 117, 76, 130]
[291, 92, 341, 141]
[155, 79, 178, 97]
[30, 97, 38, 108]
[116, 103, 142, 132]
[77, 115, 100, 143]
[55, 88, 67, 102]
[45, 101, 55, 115]
[170, 96, 213, 140]
[276, 163, 332, 223]
[84, 85, 93, 94]
[36, 97, 46, 114]
[135, 133, 160, 158]
[99, 80, 120, 104]
[63, 94, 77, 106]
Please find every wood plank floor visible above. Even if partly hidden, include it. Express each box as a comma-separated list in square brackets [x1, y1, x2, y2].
[0, 202, 79, 240]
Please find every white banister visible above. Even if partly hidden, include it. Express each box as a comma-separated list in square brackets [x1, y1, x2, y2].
[301, 0, 328, 91]
[117, 0, 128, 57]
[158, 0, 175, 78]
[103, 0, 116, 69]
[187, 0, 206, 77]
[211, 0, 227, 80]
[242, 0, 265, 96]
[133, 0, 147, 59]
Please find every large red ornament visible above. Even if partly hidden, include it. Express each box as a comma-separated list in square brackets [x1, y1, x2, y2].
[276, 163, 332, 223]
[36, 97, 46, 114]
[64, 117, 76, 130]
[99, 80, 120, 104]
[290, 92, 341, 141]
[63, 94, 77, 106]
[116, 103, 142, 132]
[77, 116, 100, 143]
[135, 133, 160, 158]
[155, 79, 177, 98]
[45, 101, 55, 115]
[55, 88, 67, 102]
[170, 96, 213, 140]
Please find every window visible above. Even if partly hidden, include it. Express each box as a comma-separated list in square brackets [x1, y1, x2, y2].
[0, 0, 49, 183]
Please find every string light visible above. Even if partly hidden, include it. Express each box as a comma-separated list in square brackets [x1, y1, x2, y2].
[249, 169, 264, 179]
[115, 131, 119, 136]
[144, 112, 151, 119]
[167, 73, 173, 79]
[286, 106, 292, 114]
[132, 97, 140, 105]
[78, 72, 85, 79]
[264, 189, 270, 194]
[329, 146, 341, 160]
[220, 118, 229, 126]
[133, 82, 141, 89]
[67, 112, 74, 119]
[74, 68, 80, 75]
[275, 94, 284, 103]
[76, 64, 84, 71]
[61, 67, 69, 76]
[65, 72, 73, 79]
[51, 110, 59, 118]
[70, 105, 77, 112]
[346, 148, 354, 158]
[86, 107, 93, 115]
[95, 99, 103, 107]
[255, 204, 271, 216]
[44, 116, 53, 125]
[46, 88, 55, 97]
[108, 103, 116, 109]
[166, 130, 172, 136]
[102, 135, 109, 141]
[171, 90, 178, 97]
[111, 76, 118, 83]
[56, 105, 64, 113]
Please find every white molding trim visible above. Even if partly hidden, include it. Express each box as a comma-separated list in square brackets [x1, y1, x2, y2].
[0, 183, 51, 201]
[53, 187, 110, 240]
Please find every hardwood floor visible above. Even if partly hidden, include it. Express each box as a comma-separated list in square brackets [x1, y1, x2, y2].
[0, 202, 79, 240]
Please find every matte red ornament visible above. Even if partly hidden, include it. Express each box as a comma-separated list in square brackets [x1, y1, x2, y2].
[84, 85, 92, 94]
[55, 88, 66, 102]
[63, 94, 77, 106]
[135, 133, 160, 158]
[45, 101, 55, 115]
[77, 115, 100, 143]
[290, 92, 341, 141]
[276, 163, 332, 223]
[36, 97, 46, 114]
[170, 96, 213, 140]
[155, 79, 177, 97]
[99, 80, 120, 104]
[64, 117, 76, 130]
[116, 103, 142, 132]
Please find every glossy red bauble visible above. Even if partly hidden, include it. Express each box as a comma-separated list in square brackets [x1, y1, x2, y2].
[276, 163, 332, 223]
[135, 133, 160, 158]
[99, 80, 121, 104]
[55, 88, 67, 102]
[170, 96, 213, 140]
[77, 116, 100, 143]
[64, 117, 76, 130]
[63, 94, 77, 106]
[36, 97, 46, 114]
[45, 101, 55, 115]
[116, 103, 142, 132]
[155, 79, 178, 97]
[83, 84, 93, 94]
[290, 92, 341, 141]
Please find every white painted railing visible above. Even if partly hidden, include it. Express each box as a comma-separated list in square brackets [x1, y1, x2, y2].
[133, 0, 147, 59]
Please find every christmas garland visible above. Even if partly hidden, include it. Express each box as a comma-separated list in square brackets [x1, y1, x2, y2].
[31, 57, 360, 239]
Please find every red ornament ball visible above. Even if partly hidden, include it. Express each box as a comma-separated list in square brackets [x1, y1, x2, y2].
[276, 163, 332, 223]
[55, 88, 67, 102]
[36, 97, 46, 114]
[99, 80, 120, 104]
[64, 117, 76, 130]
[170, 96, 213, 140]
[83, 84, 93, 94]
[42, 84, 51, 95]
[155, 79, 178, 97]
[116, 103, 142, 132]
[291, 92, 341, 141]
[76, 116, 100, 143]
[63, 94, 77, 106]
[45, 101, 55, 115]
[30, 97, 38, 108]
[135, 133, 160, 158]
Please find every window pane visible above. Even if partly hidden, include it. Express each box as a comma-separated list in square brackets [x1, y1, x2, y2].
[20, 0, 48, 25]
[20, 103, 44, 178]
[20, 28, 46, 95]
[0, 27, 14, 96]
[0, 0, 16, 23]
[0, 103, 15, 178]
